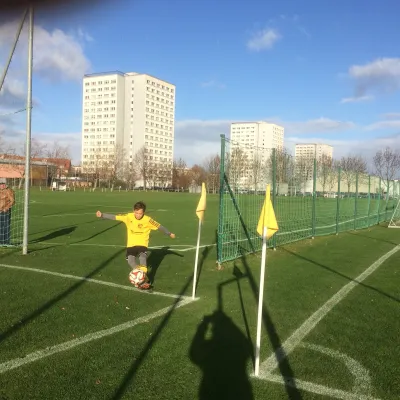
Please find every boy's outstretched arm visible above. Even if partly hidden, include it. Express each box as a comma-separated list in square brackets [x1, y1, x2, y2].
[158, 225, 175, 239]
[96, 210, 116, 220]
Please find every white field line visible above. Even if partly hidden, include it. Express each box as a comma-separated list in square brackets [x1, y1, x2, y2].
[257, 373, 381, 400]
[300, 343, 371, 394]
[32, 242, 215, 252]
[0, 296, 197, 375]
[0, 264, 193, 300]
[259, 244, 400, 377]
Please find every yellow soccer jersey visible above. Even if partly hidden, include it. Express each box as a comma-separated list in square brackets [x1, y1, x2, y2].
[115, 213, 160, 248]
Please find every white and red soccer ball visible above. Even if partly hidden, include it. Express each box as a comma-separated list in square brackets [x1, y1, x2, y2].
[129, 268, 146, 287]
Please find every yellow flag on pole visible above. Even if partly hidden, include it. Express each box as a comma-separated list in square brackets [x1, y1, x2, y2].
[256, 184, 278, 239]
[196, 182, 207, 223]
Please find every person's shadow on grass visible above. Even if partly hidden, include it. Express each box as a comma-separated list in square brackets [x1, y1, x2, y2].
[147, 246, 184, 284]
[189, 310, 254, 400]
[30, 226, 77, 243]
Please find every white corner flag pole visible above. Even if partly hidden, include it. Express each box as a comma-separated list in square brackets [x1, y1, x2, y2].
[254, 225, 268, 376]
[192, 218, 202, 299]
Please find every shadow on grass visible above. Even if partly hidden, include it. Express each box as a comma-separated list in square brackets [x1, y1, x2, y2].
[112, 240, 213, 399]
[0, 248, 125, 345]
[283, 247, 400, 304]
[112, 273, 194, 399]
[147, 246, 184, 284]
[189, 266, 255, 400]
[29, 220, 95, 238]
[72, 220, 123, 244]
[194, 243, 214, 293]
[41, 207, 90, 217]
[240, 254, 303, 400]
[30, 226, 77, 243]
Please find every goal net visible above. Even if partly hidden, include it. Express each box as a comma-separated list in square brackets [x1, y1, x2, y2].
[0, 11, 30, 247]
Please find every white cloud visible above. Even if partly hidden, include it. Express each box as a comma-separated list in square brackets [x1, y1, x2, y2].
[365, 120, 400, 131]
[347, 58, 400, 96]
[382, 112, 400, 120]
[0, 77, 26, 109]
[247, 28, 281, 51]
[340, 95, 373, 104]
[279, 117, 356, 134]
[0, 20, 91, 82]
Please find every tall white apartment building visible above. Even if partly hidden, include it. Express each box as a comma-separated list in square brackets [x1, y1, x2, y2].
[230, 121, 284, 151]
[229, 121, 284, 189]
[295, 143, 333, 161]
[81, 71, 175, 181]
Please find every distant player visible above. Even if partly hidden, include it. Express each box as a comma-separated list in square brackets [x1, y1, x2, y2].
[96, 201, 175, 290]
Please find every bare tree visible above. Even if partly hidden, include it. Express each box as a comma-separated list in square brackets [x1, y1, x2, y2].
[340, 155, 367, 194]
[123, 160, 138, 189]
[203, 154, 220, 194]
[172, 158, 192, 190]
[317, 154, 334, 194]
[373, 147, 400, 199]
[295, 155, 314, 193]
[248, 153, 264, 193]
[227, 147, 248, 189]
[267, 147, 294, 194]
[190, 164, 207, 187]
[134, 146, 150, 189]
[31, 138, 47, 158]
[106, 144, 127, 190]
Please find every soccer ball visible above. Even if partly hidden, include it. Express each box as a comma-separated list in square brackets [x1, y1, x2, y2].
[129, 268, 146, 287]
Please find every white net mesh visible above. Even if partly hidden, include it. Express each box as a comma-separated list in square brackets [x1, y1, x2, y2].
[0, 11, 29, 247]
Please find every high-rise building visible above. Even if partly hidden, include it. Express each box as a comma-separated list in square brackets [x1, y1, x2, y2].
[81, 71, 175, 184]
[228, 121, 284, 189]
[230, 121, 284, 150]
[295, 143, 333, 161]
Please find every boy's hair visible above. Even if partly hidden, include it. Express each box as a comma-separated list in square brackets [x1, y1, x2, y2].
[134, 201, 146, 212]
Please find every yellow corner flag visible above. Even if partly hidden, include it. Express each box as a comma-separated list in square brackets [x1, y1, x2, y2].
[196, 182, 207, 223]
[256, 184, 279, 239]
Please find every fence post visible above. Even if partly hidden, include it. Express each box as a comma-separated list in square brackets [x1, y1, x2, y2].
[354, 172, 358, 230]
[377, 177, 381, 225]
[336, 167, 341, 235]
[217, 134, 226, 267]
[272, 148, 277, 249]
[367, 175, 371, 227]
[312, 158, 317, 238]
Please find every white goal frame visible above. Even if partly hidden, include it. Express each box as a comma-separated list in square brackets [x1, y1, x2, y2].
[388, 198, 400, 228]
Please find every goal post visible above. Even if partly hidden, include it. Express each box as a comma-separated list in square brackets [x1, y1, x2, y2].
[388, 198, 400, 228]
[0, 6, 34, 252]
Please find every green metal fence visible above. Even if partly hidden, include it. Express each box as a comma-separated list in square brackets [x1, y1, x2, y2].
[217, 135, 399, 265]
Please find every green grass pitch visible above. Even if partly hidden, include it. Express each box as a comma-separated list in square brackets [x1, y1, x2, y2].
[0, 189, 399, 399]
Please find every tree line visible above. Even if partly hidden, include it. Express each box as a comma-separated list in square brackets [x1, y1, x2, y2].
[1, 132, 399, 195]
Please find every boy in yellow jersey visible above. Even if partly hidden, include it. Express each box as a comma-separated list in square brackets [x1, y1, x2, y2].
[96, 201, 175, 290]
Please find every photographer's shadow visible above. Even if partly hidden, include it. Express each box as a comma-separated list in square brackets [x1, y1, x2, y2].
[189, 310, 254, 400]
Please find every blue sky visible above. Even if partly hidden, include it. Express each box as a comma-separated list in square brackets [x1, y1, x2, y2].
[1, 0, 400, 165]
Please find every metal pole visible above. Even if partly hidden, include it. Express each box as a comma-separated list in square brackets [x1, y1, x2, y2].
[354, 172, 358, 230]
[336, 168, 341, 235]
[22, 6, 34, 255]
[312, 158, 317, 238]
[272, 148, 277, 249]
[217, 134, 226, 267]
[0, 9, 28, 92]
